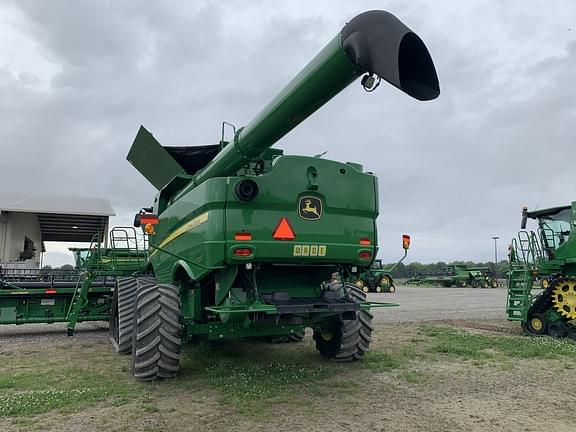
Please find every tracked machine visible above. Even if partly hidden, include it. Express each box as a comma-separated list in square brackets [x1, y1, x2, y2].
[506, 202, 576, 338]
[116, 10, 440, 381]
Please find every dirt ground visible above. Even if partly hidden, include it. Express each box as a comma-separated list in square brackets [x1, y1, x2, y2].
[1, 319, 575, 432]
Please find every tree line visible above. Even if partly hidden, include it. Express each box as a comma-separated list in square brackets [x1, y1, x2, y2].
[385, 260, 510, 279]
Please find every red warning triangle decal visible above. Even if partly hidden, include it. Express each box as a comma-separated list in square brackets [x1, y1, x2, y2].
[273, 217, 295, 240]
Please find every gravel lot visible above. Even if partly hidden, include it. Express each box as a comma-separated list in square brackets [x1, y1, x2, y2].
[2, 287, 575, 432]
[0, 287, 507, 339]
[370, 286, 508, 322]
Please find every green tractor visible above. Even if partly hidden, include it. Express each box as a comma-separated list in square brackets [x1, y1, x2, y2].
[506, 203, 576, 338]
[352, 235, 410, 293]
[115, 10, 440, 381]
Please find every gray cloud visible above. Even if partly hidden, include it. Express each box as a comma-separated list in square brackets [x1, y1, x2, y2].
[1, 0, 574, 266]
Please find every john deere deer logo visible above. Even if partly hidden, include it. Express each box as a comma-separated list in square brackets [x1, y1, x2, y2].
[299, 196, 322, 220]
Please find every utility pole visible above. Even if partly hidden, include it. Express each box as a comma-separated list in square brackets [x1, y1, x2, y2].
[492, 236, 500, 278]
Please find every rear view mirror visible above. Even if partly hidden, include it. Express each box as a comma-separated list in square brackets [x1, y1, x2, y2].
[520, 206, 528, 229]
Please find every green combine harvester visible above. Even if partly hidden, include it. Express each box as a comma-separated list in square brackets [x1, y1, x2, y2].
[507, 203, 576, 338]
[117, 10, 440, 381]
[352, 235, 411, 293]
[406, 265, 497, 288]
[0, 227, 147, 335]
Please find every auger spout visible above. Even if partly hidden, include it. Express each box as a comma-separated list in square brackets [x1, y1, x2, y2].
[190, 10, 439, 185]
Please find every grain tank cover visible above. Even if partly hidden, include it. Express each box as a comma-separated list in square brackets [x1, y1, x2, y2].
[341, 10, 439, 101]
[127, 126, 220, 189]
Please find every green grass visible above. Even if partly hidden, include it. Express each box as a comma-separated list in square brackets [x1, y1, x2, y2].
[419, 324, 576, 360]
[166, 341, 344, 417]
[0, 345, 142, 418]
[161, 339, 405, 418]
[9, 323, 571, 421]
[399, 370, 429, 384]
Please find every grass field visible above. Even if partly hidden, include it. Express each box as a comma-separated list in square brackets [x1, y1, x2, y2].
[1, 320, 576, 431]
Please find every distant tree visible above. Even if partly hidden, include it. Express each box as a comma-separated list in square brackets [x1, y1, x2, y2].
[59, 264, 75, 271]
[386, 259, 511, 279]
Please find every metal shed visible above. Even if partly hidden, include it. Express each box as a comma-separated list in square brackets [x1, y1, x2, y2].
[0, 192, 115, 267]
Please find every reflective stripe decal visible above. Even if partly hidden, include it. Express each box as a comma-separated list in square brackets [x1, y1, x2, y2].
[150, 212, 209, 257]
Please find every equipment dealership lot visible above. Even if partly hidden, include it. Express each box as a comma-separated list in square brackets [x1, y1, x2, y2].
[370, 286, 507, 322]
[1, 286, 575, 432]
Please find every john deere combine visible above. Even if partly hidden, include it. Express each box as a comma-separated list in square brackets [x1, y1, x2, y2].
[117, 10, 440, 381]
[506, 203, 576, 338]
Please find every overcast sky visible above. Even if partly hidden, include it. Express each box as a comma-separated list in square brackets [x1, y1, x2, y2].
[1, 0, 574, 267]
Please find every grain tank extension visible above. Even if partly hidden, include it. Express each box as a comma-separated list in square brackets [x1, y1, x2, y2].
[117, 10, 440, 381]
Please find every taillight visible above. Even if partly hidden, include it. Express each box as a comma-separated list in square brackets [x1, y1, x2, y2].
[234, 232, 252, 241]
[358, 250, 372, 260]
[233, 248, 253, 257]
[359, 238, 371, 246]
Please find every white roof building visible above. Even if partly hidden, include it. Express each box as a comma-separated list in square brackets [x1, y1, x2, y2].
[0, 192, 115, 268]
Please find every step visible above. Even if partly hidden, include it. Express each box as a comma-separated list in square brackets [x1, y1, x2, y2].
[507, 298, 527, 304]
[506, 306, 525, 311]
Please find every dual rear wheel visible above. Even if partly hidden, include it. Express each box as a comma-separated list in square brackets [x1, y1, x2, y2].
[111, 279, 374, 380]
[110, 277, 182, 381]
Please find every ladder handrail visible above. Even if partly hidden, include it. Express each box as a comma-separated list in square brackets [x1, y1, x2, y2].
[109, 226, 148, 272]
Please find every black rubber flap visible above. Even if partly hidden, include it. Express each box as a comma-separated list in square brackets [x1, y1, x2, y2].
[341, 10, 440, 101]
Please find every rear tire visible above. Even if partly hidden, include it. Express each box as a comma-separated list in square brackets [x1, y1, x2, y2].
[110, 277, 142, 354]
[131, 280, 182, 381]
[313, 284, 374, 362]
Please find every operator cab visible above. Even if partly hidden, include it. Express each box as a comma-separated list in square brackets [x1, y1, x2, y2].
[522, 205, 572, 258]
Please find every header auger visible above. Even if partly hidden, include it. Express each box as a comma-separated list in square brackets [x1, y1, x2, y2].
[119, 10, 440, 381]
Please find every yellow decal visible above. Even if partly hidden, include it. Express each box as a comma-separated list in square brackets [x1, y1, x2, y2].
[292, 244, 327, 257]
[298, 196, 323, 220]
[150, 212, 209, 257]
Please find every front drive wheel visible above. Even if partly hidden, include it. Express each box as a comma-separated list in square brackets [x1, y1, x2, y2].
[313, 284, 374, 362]
[132, 280, 182, 381]
[522, 312, 548, 336]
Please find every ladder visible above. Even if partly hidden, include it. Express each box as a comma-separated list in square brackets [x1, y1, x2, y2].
[506, 233, 540, 322]
[66, 233, 102, 335]
[506, 264, 533, 321]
